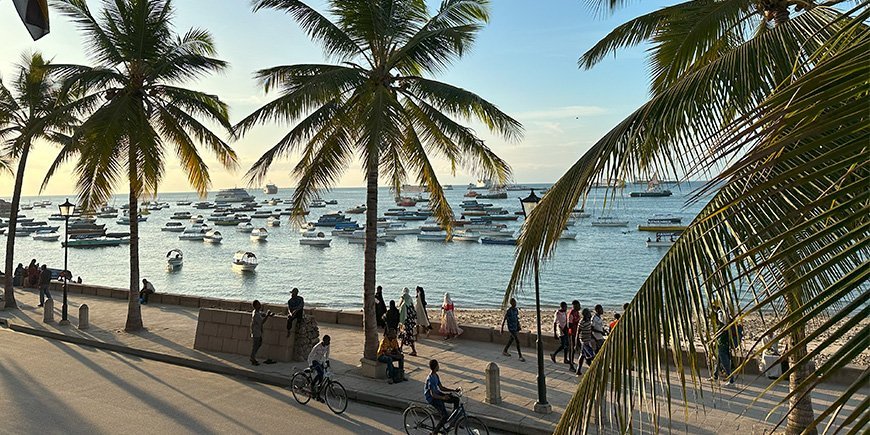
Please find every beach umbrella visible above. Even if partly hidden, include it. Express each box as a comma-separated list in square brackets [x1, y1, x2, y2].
[12, 0, 50, 40]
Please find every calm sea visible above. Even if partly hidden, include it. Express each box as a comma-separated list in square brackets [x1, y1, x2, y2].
[6, 183, 710, 310]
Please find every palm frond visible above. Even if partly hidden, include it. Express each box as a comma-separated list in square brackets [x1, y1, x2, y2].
[251, 0, 363, 60]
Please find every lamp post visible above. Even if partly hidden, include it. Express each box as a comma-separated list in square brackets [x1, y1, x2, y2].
[58, 198, 75, 325]
[520, 189, 551, 414]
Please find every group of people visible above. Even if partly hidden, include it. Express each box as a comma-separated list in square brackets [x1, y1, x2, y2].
[13, 260, 56, 307]
[551, 301, 624, 374]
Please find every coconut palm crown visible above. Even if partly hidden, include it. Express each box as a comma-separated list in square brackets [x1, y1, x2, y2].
[46, 0, 238, 331]
[236, 0, 521, 360]
[507, 1, 868, 434]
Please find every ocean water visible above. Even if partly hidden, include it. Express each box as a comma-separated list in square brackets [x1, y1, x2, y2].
[6, 183, 710, 310]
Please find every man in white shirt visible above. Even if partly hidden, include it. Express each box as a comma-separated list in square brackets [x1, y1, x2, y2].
[308, 335, 331, 395]
[550, 302, 570, 364]
[592, 304, 606, 351]
[250, 300, 274, 366]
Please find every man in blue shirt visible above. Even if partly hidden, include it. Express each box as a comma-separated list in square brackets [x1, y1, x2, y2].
[425, 359, 460, 433]
[500, 298, 525, 361]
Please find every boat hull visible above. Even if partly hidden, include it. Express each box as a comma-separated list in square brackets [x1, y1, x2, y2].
[637, 225, 687, 232]
[630, 190, 672, 197]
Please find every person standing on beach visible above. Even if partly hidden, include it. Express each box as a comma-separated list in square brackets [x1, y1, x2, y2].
[440, 293, 463, 339]
[375, 286, 387, 330]
[399, 288, 419, 356]
[415, 286, 431, 336]
[567, 300, 581, 371]
[551, 302, 570, 364]
[576, 308, 594, 374]
[286, 287, 304, 336]
[250, 300, 274, 366]
[710, 303, 736, 385]
[500, 298, 525, 361]
[13, 263, 24, 287]
[37, 265, 52, 307]
[27, 260, 38, 288]
[385, 300, 400, 332]
[592, 304, 607, 351]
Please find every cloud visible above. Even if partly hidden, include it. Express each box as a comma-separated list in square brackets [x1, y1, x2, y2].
[515, 105, 607, 120]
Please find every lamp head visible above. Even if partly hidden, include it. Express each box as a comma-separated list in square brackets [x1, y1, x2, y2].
[519, 189, 541, 216]
[58, 198, 75, 217]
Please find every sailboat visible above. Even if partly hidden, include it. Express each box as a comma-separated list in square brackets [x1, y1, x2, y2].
[630, 173, 672, 197]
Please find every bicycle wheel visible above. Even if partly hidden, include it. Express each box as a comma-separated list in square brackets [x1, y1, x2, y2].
[403, 406, 435, 435]
[290, 372, 311, 405]
[453, 416, 489, 435]
[324, 381, 348, 414]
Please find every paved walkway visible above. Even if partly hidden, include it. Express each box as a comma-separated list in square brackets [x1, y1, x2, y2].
[2, 288, 865, 434]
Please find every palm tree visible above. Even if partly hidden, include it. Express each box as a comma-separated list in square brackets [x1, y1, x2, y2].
[0, 52, 76, 309]
[237, 0, 521, 361]
[507, 1, 867, 434]
[46, 0, 237, 331]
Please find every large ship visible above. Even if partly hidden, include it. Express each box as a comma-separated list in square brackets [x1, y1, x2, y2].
[263, 183, 278, 194]
[214, 188, 255, 203]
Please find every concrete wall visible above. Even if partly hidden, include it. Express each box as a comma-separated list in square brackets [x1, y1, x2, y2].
[193, 308, 297, 362]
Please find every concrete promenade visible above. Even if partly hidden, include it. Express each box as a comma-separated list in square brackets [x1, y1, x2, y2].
[1, 287, 866, 434]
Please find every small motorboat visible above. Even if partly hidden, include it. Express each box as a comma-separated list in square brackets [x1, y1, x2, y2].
[591, 216, 629, 227]
[464, 190, 479, 198]
[176, 201, 192, 206]
[298, 222, 317, 233]
[384, 224, 421, 236]
[453, 230, 480, 242]
[325, 199, 338, 205]
[418, 232, 449, 242]
[348, 230, 393, 244]
[179, 227, 206, 241]
[189, 215, 205, 224]
[252, 210, 272, 219]
[31, 230, 60, 242]
[309, 199, 327, 208]
[162, 222, 185, 232]
[250, 227, 269, 242]
[116, 214, 147, 225]
[204, 230, 223, 243]
[166, 249, 184, 269]
[237, 222, 254, 233]
[384, 208, 406, 216]
[170, 211, 191, 220]
[395, 197, 417, 207]
[560, 230, 578, 240]
[300, 230, 332, 247]
[345, 204, 366, 214]
[480, 236, 516, 245]
[62, 237, 124, 248]
[235, 214, 252, 223]
[266, 216, 281, 227]
[232, 251, 258, 272]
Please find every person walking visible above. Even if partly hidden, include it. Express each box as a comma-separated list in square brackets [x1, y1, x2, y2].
[139, 279, 156, 304]
[575, 308, 595, 374]
[375, 286, 387, 330]
[592, 304, 607, 351]
[710, 303, 736, 385]
[377, 328, 405, 383]
[398, 288, 418, 356]
[250, 300, 274, 366]
[384, 300, 400, 332]
[500, 297, 525, 361]
[567, 300, 581, 371]
[439, 293, 462, 340]
[37, 265, 52, 307]
[550, 302, 570, 364]
[414, 286, 431, 336]
[286, 287, 304, 336]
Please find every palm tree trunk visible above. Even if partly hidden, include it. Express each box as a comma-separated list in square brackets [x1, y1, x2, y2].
[362, 157, 380, 361]
[3, 143, 30, 309]
[785, 294, 817, 435]
[125, 146, 143, 332]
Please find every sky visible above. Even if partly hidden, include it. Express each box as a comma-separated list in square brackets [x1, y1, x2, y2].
[0, 0, 673, 196]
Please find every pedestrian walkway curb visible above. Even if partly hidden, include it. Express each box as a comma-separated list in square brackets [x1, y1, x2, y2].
[2, 319, 554, 435]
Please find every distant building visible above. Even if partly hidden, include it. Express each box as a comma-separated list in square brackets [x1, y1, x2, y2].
[0, 199, 12, 217]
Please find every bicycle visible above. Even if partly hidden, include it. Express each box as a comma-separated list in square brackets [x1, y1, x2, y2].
[402, 389, 489, 435]
[290, 363, 348, 415]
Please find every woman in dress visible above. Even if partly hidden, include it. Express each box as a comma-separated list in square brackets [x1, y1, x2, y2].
[440, 293, 463, 339]
[398, 287, 418, 356]
[375, 286, 387, 330]
[415, 286, 431, 336]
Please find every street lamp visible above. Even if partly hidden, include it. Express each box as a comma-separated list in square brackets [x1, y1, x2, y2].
[58, 198, 75, 325]
[519, 189, 551, 414]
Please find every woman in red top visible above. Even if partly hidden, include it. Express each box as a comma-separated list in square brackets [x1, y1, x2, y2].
[440, 293, 463, 339]
[567, 300, 581, 371]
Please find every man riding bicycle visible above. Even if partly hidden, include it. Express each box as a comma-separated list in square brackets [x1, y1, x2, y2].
[424, 359, 460, 434]
[307, 335, 331, 399]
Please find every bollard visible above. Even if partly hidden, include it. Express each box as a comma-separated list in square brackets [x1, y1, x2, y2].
[43, 299, 55, 323]
[484, 362, 501, 404]
[78, 304, 89, 330]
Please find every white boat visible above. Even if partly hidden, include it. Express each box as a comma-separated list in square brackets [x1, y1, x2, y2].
[345, 204, 366, 214]
[252, 210, 272, 219]
[384, 225, 421, 236]
[453, 230, 480, 242]
[309, 199, 327, 208]
[266, 216, 281, 227]
[31, 230, 60, 241]
[300, 230, 332, 247]
[170, 211, 191, 220]
[179, 227, 206, 241]
[237, 222, 254, 233]
[591, 216, 629, 227]
[176, 201, 192, 206]
[348, 230, 393, 244]
[560, 230, 578, 240]
[204, 230, 223, 243]
[161, 222, 185, 232]
[189, 215, 205, 224]
[166, 249, 183, 269]
[215, 188, 255, 203]
[232, 251, 258, 272]
[116, 214, 147, 225]
[250, 228, 269, 241]
[479, 228, 513, 238]
[418, 232, 449, 242]
[298, 222, 317, 233]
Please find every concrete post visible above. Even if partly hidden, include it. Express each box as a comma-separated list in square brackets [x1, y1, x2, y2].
[484, 362, 502, 404]
[43, 299, 54, 323]
[78, 304, 89, 330]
